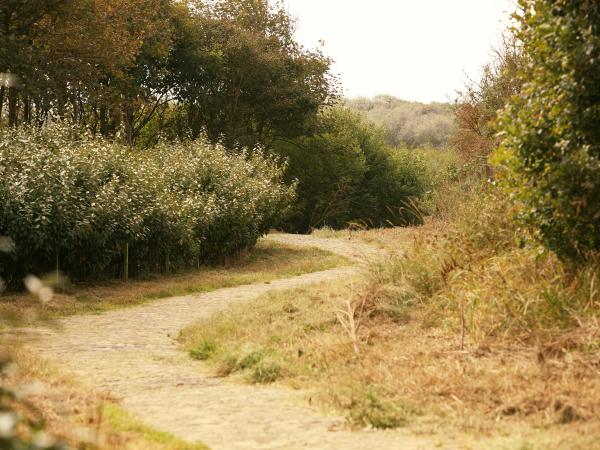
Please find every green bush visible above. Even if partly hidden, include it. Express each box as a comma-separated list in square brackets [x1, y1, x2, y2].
[274, 108, 428, 233]
[0, 125, 294, 285]
[495, 0, 600, 259]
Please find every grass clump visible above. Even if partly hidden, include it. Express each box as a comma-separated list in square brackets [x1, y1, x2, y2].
[346, 390, 419, 429]
[189, 339, 219, 361]
[103, 404, 207, 450]
[384, 186, 600, 345]
[188, 330, 285, 384]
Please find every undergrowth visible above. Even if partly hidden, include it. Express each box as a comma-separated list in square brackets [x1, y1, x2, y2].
[181, 183, 600, 447]
[382, 185, 600, 347]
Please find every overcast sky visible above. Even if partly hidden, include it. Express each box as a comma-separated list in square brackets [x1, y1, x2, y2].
[284, 0, 516, 103]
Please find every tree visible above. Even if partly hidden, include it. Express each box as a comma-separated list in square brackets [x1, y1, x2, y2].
[168, 0, 338, 147]
[454, 37, 526, 161]
[495, 0, 600, 259]
[0, 0, 173, 137]
[275, 108, 427, 232]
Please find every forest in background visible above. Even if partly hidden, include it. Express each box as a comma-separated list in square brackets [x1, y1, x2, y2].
[346, 96, 455, 149]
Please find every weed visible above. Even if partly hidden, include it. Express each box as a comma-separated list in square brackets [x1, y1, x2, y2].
[249, 361, 283, 384]
[189, 340, 218, 361]
[237, 349, 266, 370]
[347, 390, 419, 429]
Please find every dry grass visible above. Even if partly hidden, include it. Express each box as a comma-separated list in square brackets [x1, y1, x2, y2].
[181, 192, 600, 448]
[0, 239, 347, 329]
[1, 340, 207, 449]
[179, 274, 600, 448]
[312, 222, 433, 252]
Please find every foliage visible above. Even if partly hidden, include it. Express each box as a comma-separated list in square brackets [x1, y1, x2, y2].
[0, 125, 294, 285]
[346, 96, 455, 149]
[0, 0, 337, 149]
[495, 0, 600, 259]
[167, 0, 338, 148]
[454, 37, 526, 161]
[273, 108, 428, 233]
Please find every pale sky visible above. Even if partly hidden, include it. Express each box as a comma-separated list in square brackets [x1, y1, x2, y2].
[285, 0, 516, 103]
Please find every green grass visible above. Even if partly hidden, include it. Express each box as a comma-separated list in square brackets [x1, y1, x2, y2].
[0, 239, 348, 328]
[103, 404, 208, 450]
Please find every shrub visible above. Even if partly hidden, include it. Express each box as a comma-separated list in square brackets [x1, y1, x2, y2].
[274, 108, 428, 233]
[454, 37, 525, 161]
[495, 0, 600, 259]
[0, 125, 294, 285]
[347, 389, 419, 429]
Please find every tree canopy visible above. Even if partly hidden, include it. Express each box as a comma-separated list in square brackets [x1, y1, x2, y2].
[0, 0, 338, 147]
[496, 0, 600, 259]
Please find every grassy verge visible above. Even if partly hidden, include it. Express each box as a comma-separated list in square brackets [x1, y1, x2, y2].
[2, 341, 208, 449]
[0, 239, 347, 328]
[181, 191, 600, 449]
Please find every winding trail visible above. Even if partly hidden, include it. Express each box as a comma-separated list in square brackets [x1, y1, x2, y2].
[25, 234, 439, 449]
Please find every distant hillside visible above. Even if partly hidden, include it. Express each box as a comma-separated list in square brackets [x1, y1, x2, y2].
[345, 95, 456, 149]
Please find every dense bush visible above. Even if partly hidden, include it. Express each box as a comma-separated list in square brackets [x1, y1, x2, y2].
[495, 0, 600, 259]
[346, 96, 455, 149]
[273, 108, 428, 233]
[0, 126, 294, 285]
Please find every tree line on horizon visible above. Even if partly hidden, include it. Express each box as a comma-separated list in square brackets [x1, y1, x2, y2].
[346, 95, 456, 150]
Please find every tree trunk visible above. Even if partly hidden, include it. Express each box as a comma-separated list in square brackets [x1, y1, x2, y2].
[23, 95, 31, 125]
[57, 92, 66, 120]
[8, 87, 18, 127]
[100, 103, 108, 136]
[0, 86, 5, 125]
[124, 103, 134, 147]
[123, 242, 129, 282]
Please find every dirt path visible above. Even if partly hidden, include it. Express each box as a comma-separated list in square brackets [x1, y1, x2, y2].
[25, 234, 441, 449]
